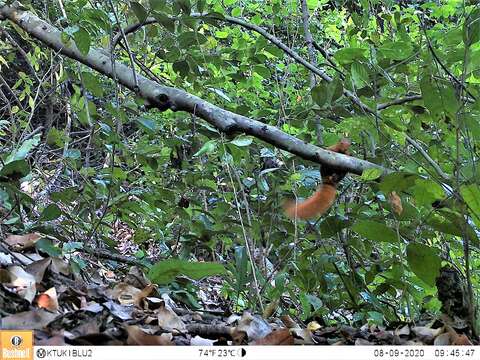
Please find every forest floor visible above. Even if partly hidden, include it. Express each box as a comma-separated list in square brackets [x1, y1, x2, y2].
[0, 231, 476, 346]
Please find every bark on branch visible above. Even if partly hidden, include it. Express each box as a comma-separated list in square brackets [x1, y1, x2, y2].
[0, 4, 386, 176]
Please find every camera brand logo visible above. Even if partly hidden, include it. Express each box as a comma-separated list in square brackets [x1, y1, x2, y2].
[0, 330, 33, 360]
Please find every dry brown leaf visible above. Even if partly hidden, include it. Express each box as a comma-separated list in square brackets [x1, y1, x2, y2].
[103, 300, 133, 320]
[388, 191, 403, 215]
[106, 282, 142, 306]
[434, 332, 452, 345]
[395, 324, 410, 337]
[445, 325, 473, 345]
[307, 321, 321, 332]
[51, 257, 70, 275]
[454, 334, 473, 345]
[291, 328, 315, 345]
[236, 312, 272, 341]
[0, 268, 12, 283]
[252, 328, 294, 345]
[157, 302, 186, 332]
[0, 251, 13, 266]
[5, 233, 42, 250]
[36, 287, 59, 312]
[412, 326, 443, 344]
[1, 309, 59, 330]
[190, 335, 216, 346]
[262, 300, 278, 319]
[355, 338, 373, 345]
[134, 284, 156, 307]
[26, 258, 52, 283]
[280, 314, 299, 328]
[126, 325, 174, 345]
[7, 265, 37, 302]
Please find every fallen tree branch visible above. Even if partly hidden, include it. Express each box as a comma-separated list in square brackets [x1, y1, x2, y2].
[0, 4, 386, 176]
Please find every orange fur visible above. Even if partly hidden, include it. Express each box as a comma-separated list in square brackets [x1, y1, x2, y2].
[284, 139, 351, 220]
[327, 138, 351, 155]
[284, 183, 337, 219]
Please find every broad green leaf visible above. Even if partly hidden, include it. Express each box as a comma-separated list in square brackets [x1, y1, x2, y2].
[130, 1, 148, 22]
[215, 31, 229, 39]
[0, 160, 30, 180]
[253, 65, 271, 78]
[406, 243, 441, 287]
[351, 62, 369, 88]
[149, 0, 165, 11]
[361, 167, 382, 181]
[172, 60, 190, 77]
[463, 8, 480, 46]
[35, 238, 62, 257]
[411, 179, 444, 206]
[230, 136, 253, 147]
[460, 184, 480, 226]
[194, 140, 217, 157]
[136, 117, 157, 132]
[6, 134, 41, 162]
[333, 47, 367, 65]
[73, 27, 91, 56]
[178, 31, 198, 47]
[379, 172, 418, 193]
[39, 203, 62, 221]
[64, 149, 81, 159]
[311, 83, 328, 107]
[352, 220, 397, 243]
[148, 259, 226, 284]
[82, 72, 103, 97]
[153, 12, 175, 32]
[320, 216, 352, 238]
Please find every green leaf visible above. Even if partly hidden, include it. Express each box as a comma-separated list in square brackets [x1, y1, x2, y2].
[352, 220, 397, 243]
[411, 179, 444, 207]
[320, 216, 352, 238]
[351, 62, 369, 88]
[172, 60, 190, 77]
[234, 246, 248, 293]
[460, 184, 480, 226]
[311, 83, 328, 107]
[333, 47, 367, 65]
[82, 72, 103, 97]
[463, 8, 480, 46]
[148, 259, 226, 284]
[39, 203, 62, 221]
[178, 31, 198, 47]
[153, 12, 175, 32]
[149, 0, 165, 11]
[73, 27, 91, 56]
[406, 243, 441, 287]
[0, 160, 30, 180]
[215, 31, 229, 39]
[379, 172, 418, 193]
[35, 238, 62, 257]
[194, 140, 217, 157]
[130, 1, 148, 22]
[6, 134, 41, 162]
[328, 78, 343, 102]
[177, 0, 192, 14]
[197, 0, 206, 13]
[230, 136, 253, 147]
[136, 117, 157, 132]
[361, 167, 383, 181]
[253, 65, 271, 78]
[64, 149, 81, 159]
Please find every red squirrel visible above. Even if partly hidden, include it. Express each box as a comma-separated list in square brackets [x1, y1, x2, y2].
[284, 139, 351, 219]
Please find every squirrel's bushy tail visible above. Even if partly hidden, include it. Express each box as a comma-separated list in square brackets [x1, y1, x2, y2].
[284, 183, 337, 219]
